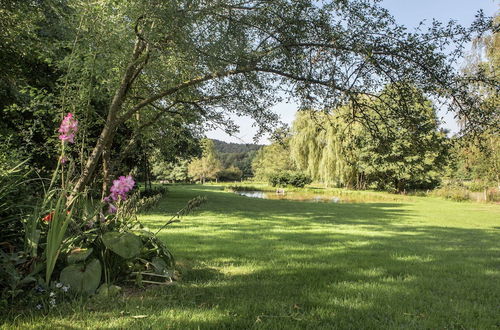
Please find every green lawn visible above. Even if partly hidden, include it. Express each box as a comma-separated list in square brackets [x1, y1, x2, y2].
[3, 185, 500, 329]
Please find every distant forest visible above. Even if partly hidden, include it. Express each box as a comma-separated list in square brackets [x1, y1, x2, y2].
[212, 139, 263, 154]
[212, 139, 264, 177]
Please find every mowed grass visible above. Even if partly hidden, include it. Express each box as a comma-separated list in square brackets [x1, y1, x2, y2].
[3, 185, 500, 329]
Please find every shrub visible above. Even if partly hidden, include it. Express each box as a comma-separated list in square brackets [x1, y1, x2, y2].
[0, 158, 37, 249]
[217, 166, 243, 182]
[431, 183, 470, 201]
[269, 171, 312, 188]
[467, 180, 488, 192]
[225, 185, 262, 192]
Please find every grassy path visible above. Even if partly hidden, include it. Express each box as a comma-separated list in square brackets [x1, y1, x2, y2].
[4, 185, 500, 329]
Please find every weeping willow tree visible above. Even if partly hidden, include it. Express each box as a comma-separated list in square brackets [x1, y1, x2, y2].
[291, 84, 449, 191]
[1, 0, 494, 196]
[290, 110, 361, 188]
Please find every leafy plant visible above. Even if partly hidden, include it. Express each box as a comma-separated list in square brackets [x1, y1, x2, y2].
[102, 232, 142, 259]
[269, 171, 312, 188]
[44, 192, 76, 284]
[59, 258, 101, 294]
[0, 159, 35, 248]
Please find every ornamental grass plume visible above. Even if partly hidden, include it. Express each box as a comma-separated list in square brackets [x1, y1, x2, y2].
[58, 113, 78, 143]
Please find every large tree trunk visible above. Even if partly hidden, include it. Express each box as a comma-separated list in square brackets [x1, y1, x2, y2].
[73, 122, 115, 195]
[101, 142, 112, 198]
[72, 38, 146, 196]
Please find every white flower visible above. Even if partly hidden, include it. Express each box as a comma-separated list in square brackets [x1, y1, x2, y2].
[35, 304, 42, 310]
[55, 283, 63, 288]
[62, 285, 69, 292]
[49, 292, 56, 297]
[49, 298, 56, 306]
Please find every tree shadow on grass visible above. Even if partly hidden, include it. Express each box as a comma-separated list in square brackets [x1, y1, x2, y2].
[6, 185, 499, 329]
[145, 186, 500, 328]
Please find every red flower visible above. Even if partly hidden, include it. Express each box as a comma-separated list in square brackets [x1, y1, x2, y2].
[42, 212, 54, 222]
[41, 210, 71, 222]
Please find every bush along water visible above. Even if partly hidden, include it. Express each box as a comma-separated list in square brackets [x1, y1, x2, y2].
[0, 113, 205, 312]
[269, 171, 312, 188]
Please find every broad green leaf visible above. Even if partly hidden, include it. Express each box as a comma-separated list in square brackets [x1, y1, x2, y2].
[60, 258, 101, 294]
[102, 232, 142, 259]
[67, 248, 93, 264]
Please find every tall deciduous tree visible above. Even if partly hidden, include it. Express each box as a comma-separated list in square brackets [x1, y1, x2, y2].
[0, 1, 71, 172]
[252, 139, 296, 181]
[188, 139, 222, 184]
[290, 110, 359, 187]
[290, 84, 449, 191]
[454, 13, 500, 188]
[2, 1, 495, 195]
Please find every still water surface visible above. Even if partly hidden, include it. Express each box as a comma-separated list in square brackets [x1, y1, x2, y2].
[235, 190, 342, 203]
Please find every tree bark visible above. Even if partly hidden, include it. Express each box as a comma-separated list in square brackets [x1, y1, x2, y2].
[101, 142, 112, 198]
[72, 38, 147, 195]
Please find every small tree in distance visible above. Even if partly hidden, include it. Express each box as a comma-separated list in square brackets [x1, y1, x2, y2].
[188, 139, 222, 184]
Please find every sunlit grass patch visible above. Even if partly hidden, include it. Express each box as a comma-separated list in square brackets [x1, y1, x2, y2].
[3, 184, 499, 329]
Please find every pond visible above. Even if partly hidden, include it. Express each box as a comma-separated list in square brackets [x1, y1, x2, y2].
[235, 190, 343, 203]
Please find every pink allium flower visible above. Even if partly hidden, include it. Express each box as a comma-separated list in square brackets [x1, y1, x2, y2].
[58, 113, 78, 143]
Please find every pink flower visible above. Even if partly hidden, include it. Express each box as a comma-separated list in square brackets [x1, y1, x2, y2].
[108, 204, 117, 214]
[102, 175, 135, 213]
[58, 113, 78, 143]
[109, 175, 135, 201]
[60, 156, 68, 164]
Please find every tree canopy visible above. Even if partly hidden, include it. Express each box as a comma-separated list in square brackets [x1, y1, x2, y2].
[188, 139, 223, 183]
[288, 84, 450, 191]
[0, 0, 496, 194]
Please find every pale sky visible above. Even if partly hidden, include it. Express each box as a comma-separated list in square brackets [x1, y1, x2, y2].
[206, 0, 499, 144]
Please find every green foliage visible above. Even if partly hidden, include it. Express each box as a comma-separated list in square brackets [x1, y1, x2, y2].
[290, 85, 449, 192]
[217, 166, 243, 182]
[269, 171, 312, 188]
[358, 85, 450, 192]
[218, 151, 258, 178]
[452, 130, 500, 188]
[213, 139, 263, 177]
[59, 258, 102, 295]
[67, 248, 93, 264]
[430, 181, 500, 203]
[2, 0, 495, 197]
[0, 1, 70, 173]
[451, 13, 499, 189]
[0, 250, 36, 304]
[101, 232, 143, 260]
[188, 139, 222, 183]
[0, 158, 34, 248]
[430, 183, 471, 202]
[212, 140, 263, 154]
[290, 111, 355, 187]
[44, 191, 76, 284]
[225, 185, 264, 192]
[151, 159, 190, 182]
[132, 230, 175, 276]
[252, 141, 296, 181]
